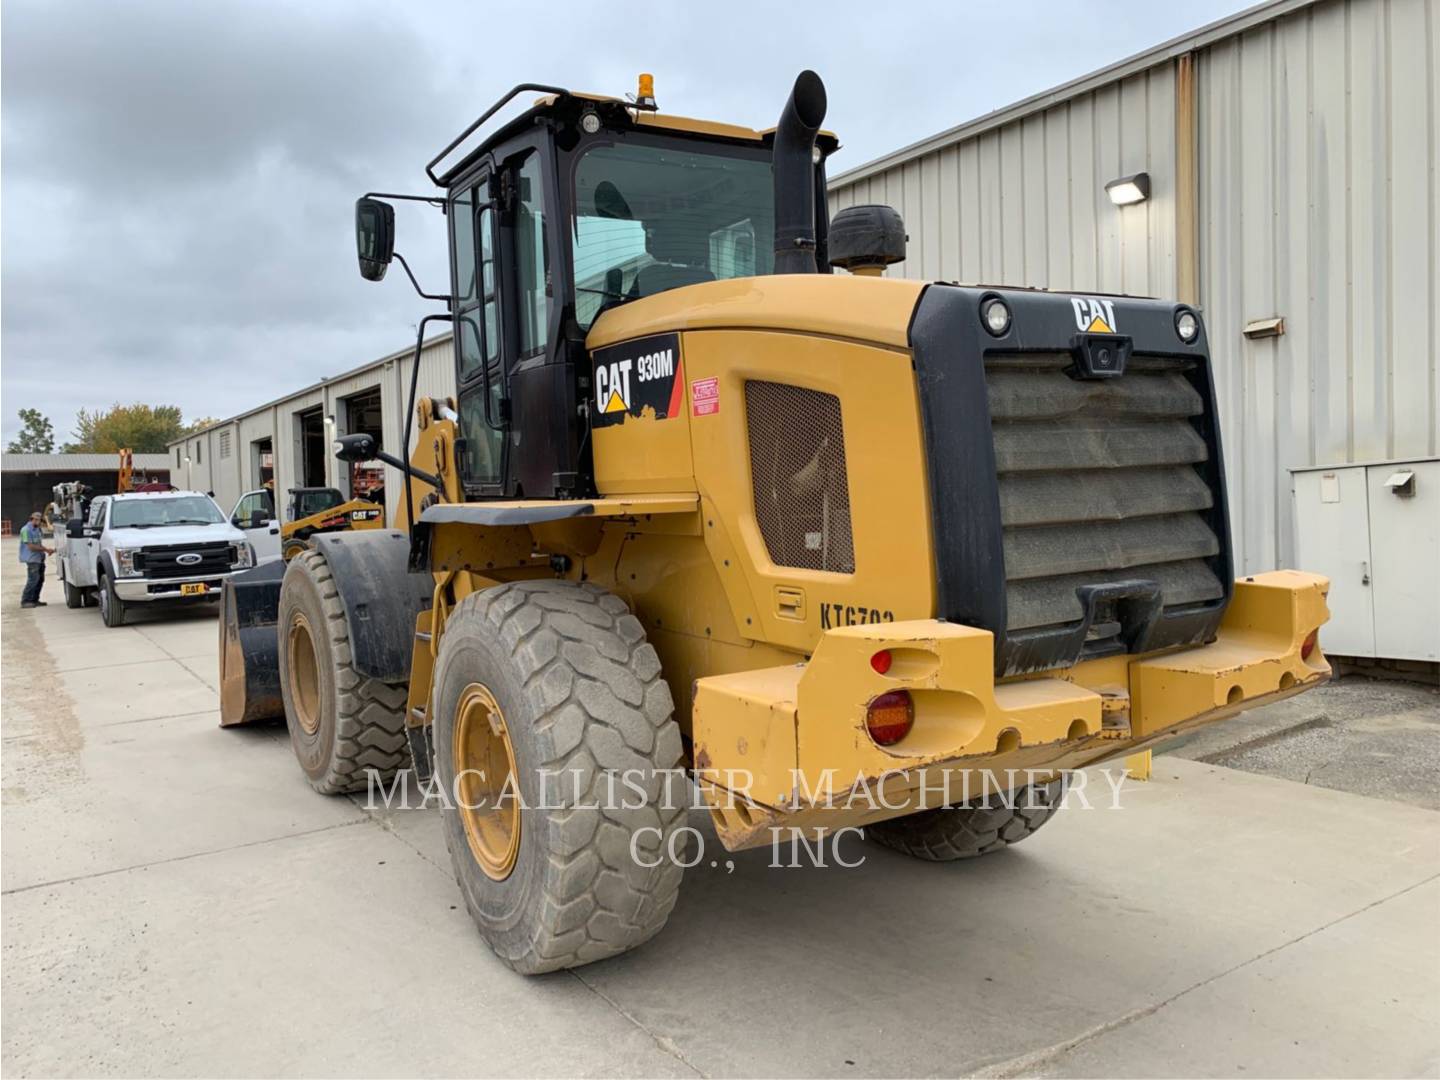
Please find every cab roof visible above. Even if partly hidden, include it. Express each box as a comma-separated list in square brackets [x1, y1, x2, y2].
[429, 84, 839, 187]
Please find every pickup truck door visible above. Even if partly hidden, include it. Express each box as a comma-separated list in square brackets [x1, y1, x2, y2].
[231, 490, 282, 564]
[68, 498, 105, 589]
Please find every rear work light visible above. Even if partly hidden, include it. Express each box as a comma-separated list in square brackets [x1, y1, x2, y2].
[1301, 630, 1319, 661]
[866, 689, 914, 746]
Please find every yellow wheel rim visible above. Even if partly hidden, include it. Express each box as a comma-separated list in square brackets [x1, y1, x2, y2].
[453, 683, 521, 881]
[287, 613, 321, 736]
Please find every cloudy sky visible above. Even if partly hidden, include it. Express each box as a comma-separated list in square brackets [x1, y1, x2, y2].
[2, 0, 1251, 446]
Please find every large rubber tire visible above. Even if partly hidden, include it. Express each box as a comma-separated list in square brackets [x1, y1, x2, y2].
[276, 548, 409, 794]
[867, 776, 1069, 861]
[98, 569, 126, 627]
[432, 581, 685, 974]
[61, 563, 83, 609]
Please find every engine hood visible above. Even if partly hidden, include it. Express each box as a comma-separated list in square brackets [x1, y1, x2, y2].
[585, 274, 924, 352]
[109, 522, 244, 547]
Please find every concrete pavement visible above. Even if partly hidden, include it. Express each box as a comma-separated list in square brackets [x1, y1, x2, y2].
[3, 558, 1438, 1078]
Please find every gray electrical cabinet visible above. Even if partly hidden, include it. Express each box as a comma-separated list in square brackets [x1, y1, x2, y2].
[1292, 459, 1440, 662]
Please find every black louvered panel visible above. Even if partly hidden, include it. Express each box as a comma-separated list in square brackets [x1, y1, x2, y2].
[987, 355, 1225, 634]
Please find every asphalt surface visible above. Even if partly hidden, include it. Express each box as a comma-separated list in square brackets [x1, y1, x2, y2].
[3, 558, 1438, 1078]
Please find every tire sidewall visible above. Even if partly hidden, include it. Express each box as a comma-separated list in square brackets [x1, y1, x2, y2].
[277, 557, 340, 783]
[432, 623, 556, 954]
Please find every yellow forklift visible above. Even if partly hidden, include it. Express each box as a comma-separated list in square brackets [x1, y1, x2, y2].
[221, 71, 1331, 973]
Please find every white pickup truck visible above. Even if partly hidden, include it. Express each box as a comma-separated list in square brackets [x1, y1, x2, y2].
[56, 490, 256, 627]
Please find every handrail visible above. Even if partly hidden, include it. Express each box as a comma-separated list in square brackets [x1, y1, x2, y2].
[425, 83, 569, 186]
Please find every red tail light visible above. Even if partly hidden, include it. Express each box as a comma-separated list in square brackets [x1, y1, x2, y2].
[870, 650, 893, 675]
[866, 690, 914, 746]
[1301, 630, 1319, 660]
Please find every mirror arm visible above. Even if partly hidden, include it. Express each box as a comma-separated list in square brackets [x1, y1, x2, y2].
[374, 450, 442, 491]
[392, 252, 454, 304]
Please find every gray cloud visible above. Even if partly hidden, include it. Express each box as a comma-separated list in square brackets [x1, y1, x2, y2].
[2, 0, 1250, 444]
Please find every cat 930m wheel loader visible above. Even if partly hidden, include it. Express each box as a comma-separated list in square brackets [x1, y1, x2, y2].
[220, 70, 1331, 973]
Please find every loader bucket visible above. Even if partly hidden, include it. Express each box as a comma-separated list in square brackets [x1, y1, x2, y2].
[219, 561, 287, 726]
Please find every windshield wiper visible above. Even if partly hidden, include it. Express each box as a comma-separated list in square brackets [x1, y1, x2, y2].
[161, 519, 221, 526]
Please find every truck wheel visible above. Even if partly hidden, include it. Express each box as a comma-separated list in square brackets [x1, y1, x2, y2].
[97, 569, 126, 627]
[61, 564, 83, 609]
[276, 548, 409, 794]
[867, 776, 1069, 861]
[432, 581, 685, 974]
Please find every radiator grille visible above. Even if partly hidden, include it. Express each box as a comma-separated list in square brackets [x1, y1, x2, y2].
[988, 354, 1224, 633]
[746, 381, 855, 573]
[134, 540, 234, 579]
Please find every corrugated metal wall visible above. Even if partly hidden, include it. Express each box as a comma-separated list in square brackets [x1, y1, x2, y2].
[830, 66, 1179, 298]
[170, 336, 458, 528]
[830, 0, 1439, 577]
[1197, 0, 1439, 572]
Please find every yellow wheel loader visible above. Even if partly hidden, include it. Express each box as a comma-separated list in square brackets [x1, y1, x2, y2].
[220, 71, 1331, 973]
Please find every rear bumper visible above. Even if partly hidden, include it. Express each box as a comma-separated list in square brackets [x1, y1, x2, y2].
[692, 570, 1330, 850]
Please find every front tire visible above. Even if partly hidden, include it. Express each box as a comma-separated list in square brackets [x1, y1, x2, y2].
[276, 549, 409, 794]
[98, 570, 126, 627]
[432, 581, 685, 974]
[867, 776, 1069, 861]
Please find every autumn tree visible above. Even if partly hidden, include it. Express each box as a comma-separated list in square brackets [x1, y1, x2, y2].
[6, 408, 56, 454]
[65, 404, 188, 453]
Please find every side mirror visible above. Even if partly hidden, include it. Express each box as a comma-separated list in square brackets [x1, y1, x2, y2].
[334, 432, 378, 462]
[356, 197, 395, 282]
[66, 518, 85, 538]
[249, 511, 269, 529]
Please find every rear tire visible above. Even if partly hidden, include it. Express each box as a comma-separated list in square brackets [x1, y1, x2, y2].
[432, 581, 685, 974]
[282, 538, 309, 561]
[276, 548, 409, 794]
[867, 776, 1068, 861]
[61, 564, 83, 609]
[98, 570, 126, 627]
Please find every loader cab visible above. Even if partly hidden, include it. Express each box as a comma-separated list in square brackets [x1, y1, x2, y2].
[357, 80, 837, 502]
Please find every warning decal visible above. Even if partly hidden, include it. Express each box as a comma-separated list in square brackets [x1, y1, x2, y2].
[691, 377, 719, 417]
[591, 333, 683, 428]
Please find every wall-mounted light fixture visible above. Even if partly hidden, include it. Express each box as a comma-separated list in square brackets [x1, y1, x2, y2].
[1243, 316, 1285, 340]
[1105, 172, 1151, 206]
[324, 414, 336, 428]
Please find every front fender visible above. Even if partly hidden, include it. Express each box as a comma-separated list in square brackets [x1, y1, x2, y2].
[312, 531, 432, 681]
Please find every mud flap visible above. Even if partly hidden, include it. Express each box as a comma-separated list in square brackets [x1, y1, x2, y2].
[219, 560, 287, 726]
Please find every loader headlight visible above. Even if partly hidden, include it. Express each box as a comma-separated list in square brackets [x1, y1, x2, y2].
[1176, 308, 1200, 343]
[114, 548, 142, 578]
[981, 295, 1011, 337]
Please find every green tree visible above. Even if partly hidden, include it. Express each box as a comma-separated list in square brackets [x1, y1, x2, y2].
[65, 404, 188, 453]
[6, 408, 56, 454]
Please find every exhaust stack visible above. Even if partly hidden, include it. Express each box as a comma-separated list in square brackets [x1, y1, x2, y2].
[772, 70, 827, 274]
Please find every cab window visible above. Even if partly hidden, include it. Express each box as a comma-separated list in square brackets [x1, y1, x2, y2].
[515, 153, 549, 356]
[235, 491, 273, 523]
[570, 141, 774, 327]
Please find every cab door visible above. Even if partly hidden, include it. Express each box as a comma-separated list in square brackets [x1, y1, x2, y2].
[230, 489, 282, 564]
[70, 497, 105, 589]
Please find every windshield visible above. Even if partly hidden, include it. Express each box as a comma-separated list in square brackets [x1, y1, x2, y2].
[291, 489, 343, 518]
[571, 141, 773, 328]
[110, 495, 226, 529]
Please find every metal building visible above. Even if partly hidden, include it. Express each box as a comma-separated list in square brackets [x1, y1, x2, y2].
[167, 334, 453, 528]
[829, 0, 1438, 560]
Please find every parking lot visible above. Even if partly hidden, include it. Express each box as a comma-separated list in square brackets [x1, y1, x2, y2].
[3, 558, 1438, 1078]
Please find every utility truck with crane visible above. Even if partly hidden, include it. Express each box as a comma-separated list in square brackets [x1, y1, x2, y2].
[220, 71, 1331, 973]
